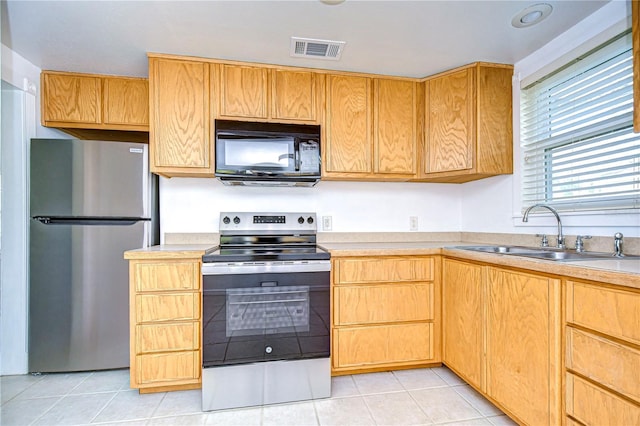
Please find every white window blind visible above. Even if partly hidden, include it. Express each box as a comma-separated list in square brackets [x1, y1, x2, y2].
[520, 30, 640, 212]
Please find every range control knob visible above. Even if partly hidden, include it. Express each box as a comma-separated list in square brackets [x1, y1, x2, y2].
[233, 216, 240, 224]
[298, 216, 305, 224]
[222, 216, 230, 225]
[265, 346, 273, 354]
[307, 217, 314, 224]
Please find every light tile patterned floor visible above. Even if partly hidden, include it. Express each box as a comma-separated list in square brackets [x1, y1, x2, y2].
[1, 366, 517, 425]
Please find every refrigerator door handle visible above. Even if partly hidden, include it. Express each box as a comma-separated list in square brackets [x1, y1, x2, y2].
[32, 216, 152, 226]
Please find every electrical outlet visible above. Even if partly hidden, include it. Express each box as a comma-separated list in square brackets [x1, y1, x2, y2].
[322, 216, 332, 231]
[410, 216, 419, 231]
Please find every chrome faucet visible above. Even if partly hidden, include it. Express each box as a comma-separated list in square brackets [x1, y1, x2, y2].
[522, 204, 565, 249]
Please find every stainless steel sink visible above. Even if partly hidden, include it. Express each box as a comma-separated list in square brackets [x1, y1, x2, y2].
[452, 245, 638, 262]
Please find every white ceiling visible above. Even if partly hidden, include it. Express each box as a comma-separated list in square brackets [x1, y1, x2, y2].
[2, 0, 612, 79]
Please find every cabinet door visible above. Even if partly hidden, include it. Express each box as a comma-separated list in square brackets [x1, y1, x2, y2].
[103, 77, 149, 127]
[324, 74, 372, 174]
[42, 73, 101, 125]
[334, 283, 433, 325]
[633, 0, 640, 132]
[486, 267, 561, 426]
[335, 256, 433, 284]
[136, 351, 200, 385]
[425, 69, 474, 173]
[442, 259, 484, 391]
[333, 323, 432, 369]
[271, 69, 319, 122]
[133, 260, 201, 292]
[218, 64, 268, 119]
[374, 78, 417, 176]
[149, 58, 212, 176]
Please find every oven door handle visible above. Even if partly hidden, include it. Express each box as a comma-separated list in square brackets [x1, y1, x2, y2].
[202, 261, 330, 275]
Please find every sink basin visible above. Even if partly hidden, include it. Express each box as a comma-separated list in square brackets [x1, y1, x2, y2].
[457, 245, 542, 254]
[452, 245, 638, 262]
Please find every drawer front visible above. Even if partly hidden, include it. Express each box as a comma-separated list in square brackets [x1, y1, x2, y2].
[136, 293, 200, 323]
[566, 373, 640, 425]
[335, 256, 433, 284]
[567, 280, 639, 345]
[333, 323, 432, 368]
[567, 327, 640, 403]
[136, 322, 200, 354]
[134, 261, 201, 292]
[334, 283, 433, 325]
[136, 351, 201, 385]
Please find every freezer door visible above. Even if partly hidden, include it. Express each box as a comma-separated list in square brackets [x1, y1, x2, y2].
[30, 139, 150, 217]
[28, 220, 146, 372]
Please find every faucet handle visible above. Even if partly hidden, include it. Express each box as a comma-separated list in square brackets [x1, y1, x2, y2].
[575, 235, 592, 252]
[536, 234, 549, 247]
[613, 232, 624, 257]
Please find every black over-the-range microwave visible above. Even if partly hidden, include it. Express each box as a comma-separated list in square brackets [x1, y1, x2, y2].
[214, 120, 322, 187]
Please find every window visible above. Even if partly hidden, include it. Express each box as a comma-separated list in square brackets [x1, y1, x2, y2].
[520, 30, 640, 212]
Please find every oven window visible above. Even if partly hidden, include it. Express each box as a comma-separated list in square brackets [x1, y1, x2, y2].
[202, 271, 330, 367]
[226, 286, 310, 337]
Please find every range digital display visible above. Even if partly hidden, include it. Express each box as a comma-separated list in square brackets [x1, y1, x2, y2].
[253, 215, 286, 224]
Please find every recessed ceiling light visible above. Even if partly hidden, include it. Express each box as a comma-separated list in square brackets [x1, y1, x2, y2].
[511, 3, 553, 28]
[319, 0, 345, 5]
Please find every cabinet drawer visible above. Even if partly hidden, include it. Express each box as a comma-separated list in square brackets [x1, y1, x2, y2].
[136, 351, 201, 385]
[567, 327, 640, 403]
[136, 293, 200, 323]
[136, 322, 200, 354]
[334, 283, 433, 325]
[333, 323, 432, 368]
[335, 256, 433, 284]
[566, 373, 640, 426]
[566, 281, 639, 345]
[134, 261, 200, 292]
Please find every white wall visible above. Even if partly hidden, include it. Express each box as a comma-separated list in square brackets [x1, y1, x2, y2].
[461, 0, 640, 238]
[160, 178, 463, 236]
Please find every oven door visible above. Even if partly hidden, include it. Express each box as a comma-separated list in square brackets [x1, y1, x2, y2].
[202, 261, 330, 368]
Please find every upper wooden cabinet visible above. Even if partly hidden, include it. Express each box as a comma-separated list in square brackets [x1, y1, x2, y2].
[323, 75, 418, 180]
[633, 0, 640, 132]
[324, 74, 372, 176]
[419, 63, 513, 183]
[41, 71, 149, 142]
[373, 78, 418, 177]
[149, 57, 213, 177]
[103, 77, 149, 127]
[216, 64, 268, 119]
[213, 64, 322, 124]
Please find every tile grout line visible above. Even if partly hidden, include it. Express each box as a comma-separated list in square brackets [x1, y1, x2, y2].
[1, 372, 47, 407]
[28, 372, 94, 426]
[87, 388, 122, 424]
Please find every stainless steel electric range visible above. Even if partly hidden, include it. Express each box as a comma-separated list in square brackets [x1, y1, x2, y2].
[201, 212, 331, 411]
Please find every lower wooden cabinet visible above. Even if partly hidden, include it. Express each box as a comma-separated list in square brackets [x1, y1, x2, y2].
[125, 253, 204, 393]
[565, 279, 640, 424]
[331, 255, 440, 374]
[442, 258, 484, 390]
[486, 267, 561, 426]
[442, 258, 562, 426]
[333, 323, 432, 368]
[566, 373, 640, 426]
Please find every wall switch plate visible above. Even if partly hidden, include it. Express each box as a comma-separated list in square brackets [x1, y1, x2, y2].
[410, 216, 419, 231]
[322, 216, 332, 231]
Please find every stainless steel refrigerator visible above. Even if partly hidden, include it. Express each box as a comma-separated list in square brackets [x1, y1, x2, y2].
[28, 138, 159, 372]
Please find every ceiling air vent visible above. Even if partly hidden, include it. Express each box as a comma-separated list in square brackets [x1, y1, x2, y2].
[290, 37, 346, 60]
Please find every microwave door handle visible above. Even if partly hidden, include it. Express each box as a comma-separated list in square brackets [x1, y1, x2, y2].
[295, 150, 300, 171]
